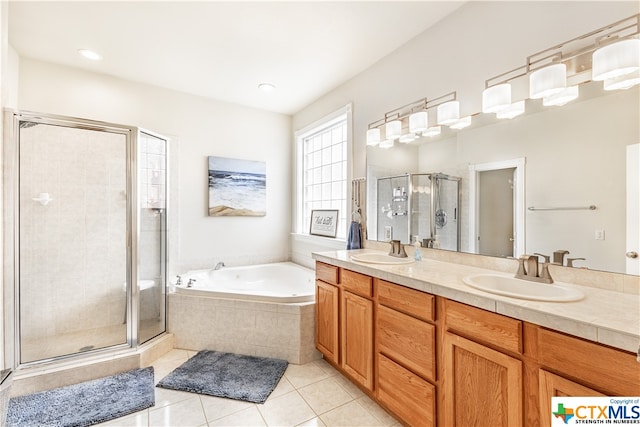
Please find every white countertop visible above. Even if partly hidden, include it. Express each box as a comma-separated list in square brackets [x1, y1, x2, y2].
[313, 249, 640, 354]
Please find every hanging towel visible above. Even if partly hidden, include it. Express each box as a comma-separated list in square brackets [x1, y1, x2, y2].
[346, 220, 362, 250]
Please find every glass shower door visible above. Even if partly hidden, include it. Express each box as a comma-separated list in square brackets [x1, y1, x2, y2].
[18, 121, 130, 363]
[138, 131, 167, 344]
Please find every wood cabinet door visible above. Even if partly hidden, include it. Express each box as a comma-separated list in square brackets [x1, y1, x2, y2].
[442, 332, 523, 427]
[315, 280, 339, 365]
[341, 290, 374, 390]
[377, 304, 436, 381]
[538, 370, 604, 427]
[377, 353, 435, 427]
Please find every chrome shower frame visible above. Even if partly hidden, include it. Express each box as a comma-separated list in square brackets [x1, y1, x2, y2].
[2, 109, 168, 369]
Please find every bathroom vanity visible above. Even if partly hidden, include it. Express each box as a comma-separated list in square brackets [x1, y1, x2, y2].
[313, 250, 640, 427]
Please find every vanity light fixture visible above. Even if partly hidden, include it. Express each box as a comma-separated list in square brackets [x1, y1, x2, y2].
[592, 38, 640, 81]
[366, 128, 381, 146]
[482, 84, 512, 113]
[449, 116, 472, 130]
[529, 63, 566, 99]
[496, 101, 526, 119]
[365, 93, 455, 148]
[366, 15, 638, 151]
[385, 120, 402, 140]
[78, 49, 102, 61]
[603, 69, 640, 91]
[543, 85, 579, 107]
[437, 101, 460, 126]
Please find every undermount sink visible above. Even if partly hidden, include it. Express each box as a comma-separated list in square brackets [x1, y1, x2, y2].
[350, 253, 415, 265]
[463, 274, 584, 302]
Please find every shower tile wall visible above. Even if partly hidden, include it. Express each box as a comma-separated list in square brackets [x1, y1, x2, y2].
[19, 124, 127, 360]
[139, 133, 166, 210]
[138, 132, 167, 343]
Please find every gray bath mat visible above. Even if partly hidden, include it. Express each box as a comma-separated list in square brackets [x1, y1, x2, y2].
[7, 367, 155, 427]
[156, 350, 288, 403]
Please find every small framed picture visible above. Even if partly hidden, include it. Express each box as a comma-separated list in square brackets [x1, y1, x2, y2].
[309, 209, 339, 238]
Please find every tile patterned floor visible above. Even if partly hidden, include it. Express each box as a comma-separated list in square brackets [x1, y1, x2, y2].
[97, 349, 400, 427]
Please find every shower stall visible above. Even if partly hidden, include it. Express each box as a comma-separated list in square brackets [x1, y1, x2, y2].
[3, 111, 168, 367]
[376, 173, 460, 250]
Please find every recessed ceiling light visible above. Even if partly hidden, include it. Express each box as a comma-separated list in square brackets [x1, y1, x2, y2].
[258, 83, 276, 92]
[78, 49, 102, 61]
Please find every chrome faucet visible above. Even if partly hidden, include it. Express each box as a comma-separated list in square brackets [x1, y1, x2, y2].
[187, 278, 196, 288]
[388, 240, 408, 258]
[515, 254, 553, 284]
[214, 262, 225, 270]
[175, 275, 183, 286]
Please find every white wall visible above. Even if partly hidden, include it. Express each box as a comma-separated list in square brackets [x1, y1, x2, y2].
[17, 58, 293, 276]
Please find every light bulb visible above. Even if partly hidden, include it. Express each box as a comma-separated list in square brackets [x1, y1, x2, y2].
[482, 84, 512, 113]
[366, 128, 381, 146]
[409, 111, 428, 133]
[437, 101, 460, 125]
[529, 64, 566, 99]
[385, 120, 402, 140]
[592, 39, 640, 81]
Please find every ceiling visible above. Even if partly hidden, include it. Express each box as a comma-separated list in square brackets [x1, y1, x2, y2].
[8, 1, 464, 115]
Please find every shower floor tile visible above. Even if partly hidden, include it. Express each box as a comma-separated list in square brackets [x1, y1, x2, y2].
[96, 349, 400, 427]
[21, 319, 163, 363]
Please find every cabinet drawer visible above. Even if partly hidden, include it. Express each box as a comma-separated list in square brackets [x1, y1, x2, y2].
[341, 269, 373, 298]
[376, 279, 434, 322]
[537, 328, 640, 396]
[444, 299, 522, 354]
[377, 305, 435, 381]
[377, 353, 435, 427]
[316, 262, 339, 285]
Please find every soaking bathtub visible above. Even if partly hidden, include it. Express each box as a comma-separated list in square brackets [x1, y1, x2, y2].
[174, 262, 315, 303]
[168, 261, 320, 364]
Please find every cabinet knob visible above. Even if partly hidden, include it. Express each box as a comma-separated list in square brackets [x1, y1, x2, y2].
[626, 251, 638, 259]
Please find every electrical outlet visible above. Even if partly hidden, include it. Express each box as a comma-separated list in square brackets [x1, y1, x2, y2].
[595, 229, 605, 240]
[384, 226, 393, 241]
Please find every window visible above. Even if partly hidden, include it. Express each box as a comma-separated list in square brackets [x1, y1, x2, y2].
[296, 106, 351, 239]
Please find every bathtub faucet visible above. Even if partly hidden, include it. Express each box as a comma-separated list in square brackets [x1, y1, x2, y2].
[214, 262, 225, 270]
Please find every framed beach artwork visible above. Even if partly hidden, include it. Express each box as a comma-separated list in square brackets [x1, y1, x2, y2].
[208, 156, 266, 216]
[309, 209, 339, 237]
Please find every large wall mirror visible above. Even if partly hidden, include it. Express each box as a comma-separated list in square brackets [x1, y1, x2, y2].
[366, 81, 639, 275]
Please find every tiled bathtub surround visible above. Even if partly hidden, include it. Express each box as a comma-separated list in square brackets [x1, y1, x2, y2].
[168, 294, 320, 364]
